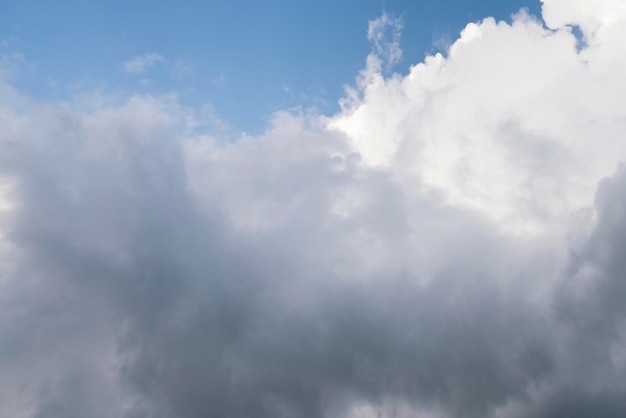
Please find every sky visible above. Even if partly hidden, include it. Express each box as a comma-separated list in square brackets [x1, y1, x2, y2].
[1, 0, 540, 133]
[2, 1, 626, 418]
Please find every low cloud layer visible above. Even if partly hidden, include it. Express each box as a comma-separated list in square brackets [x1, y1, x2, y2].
[1, 1, 626, 417]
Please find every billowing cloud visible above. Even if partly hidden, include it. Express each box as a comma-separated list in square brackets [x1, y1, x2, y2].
[124, 53, 165, 74]
[1, 1, 626, 417]
[331, 5, 626, 235]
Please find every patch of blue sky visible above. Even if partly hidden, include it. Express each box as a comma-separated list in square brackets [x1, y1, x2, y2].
[0, 0, 541, 134]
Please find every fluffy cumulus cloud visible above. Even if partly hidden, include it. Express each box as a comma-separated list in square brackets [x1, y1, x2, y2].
[1, 1, 626, 417]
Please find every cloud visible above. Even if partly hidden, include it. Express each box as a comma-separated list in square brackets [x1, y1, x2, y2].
[367, 12, 403, 72]
[331, 4, 626, 235]
[124, 53, 164, 74]
[1, 1, 626, 417]
[173, 59, 196, 80]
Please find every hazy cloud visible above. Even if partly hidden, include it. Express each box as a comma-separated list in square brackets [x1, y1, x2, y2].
[124, 53, 164, 74]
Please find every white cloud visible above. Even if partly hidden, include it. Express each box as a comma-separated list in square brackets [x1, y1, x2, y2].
[330, 4, 626, 235]
[2, 1, 626, 418]
[123, 52, 164, 74]
[542, 0, 626, 32]
[367, 11, 403, 72]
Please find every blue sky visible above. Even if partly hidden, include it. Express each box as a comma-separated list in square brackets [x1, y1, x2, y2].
[1, 0, 540, 133]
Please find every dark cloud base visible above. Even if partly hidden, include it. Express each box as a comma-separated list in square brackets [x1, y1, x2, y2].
[0, 92, 625, 418]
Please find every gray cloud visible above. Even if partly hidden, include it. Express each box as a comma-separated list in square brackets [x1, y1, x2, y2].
[0, 92, 616, 418]
[2, 1, 626, 417]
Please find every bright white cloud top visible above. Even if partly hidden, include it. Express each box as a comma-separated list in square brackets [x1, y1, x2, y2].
[1, 1, 626, 417]
[332, 6, 626, 234]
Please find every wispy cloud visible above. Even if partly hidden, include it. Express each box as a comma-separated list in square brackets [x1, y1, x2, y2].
[172, 59, 195, 79]
[367, 12, 403, 71]
[123, 52, 164, 74]
[212, 71, 225, 85]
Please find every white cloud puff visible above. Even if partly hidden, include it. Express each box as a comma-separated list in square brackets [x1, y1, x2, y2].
[331, 4, 626, 234]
